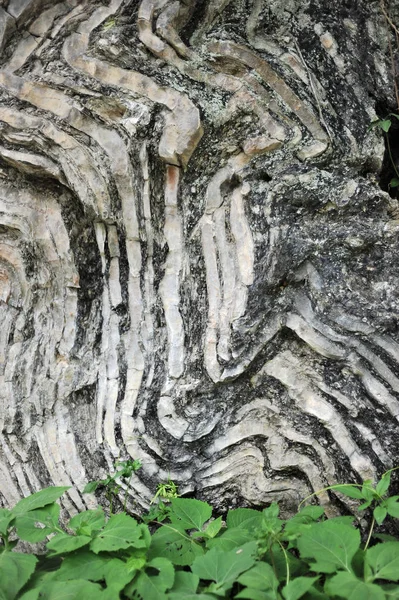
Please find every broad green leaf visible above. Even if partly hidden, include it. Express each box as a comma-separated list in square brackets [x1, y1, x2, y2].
[90, 513, 149, 553]
[325, 571, 385, 599]
[168, 595, 216, 600]
[284, 507, 323, 539]
[282, 576, 319, 600]
[0, 509, 14, 536]
[149, 523, 204, 565]
[126, 557, 174, 600]
[54, 550, 108, 581]
[18, 591, 39, 600]
[297, 520, 360, 573]
[235, 590, 278, 600]
[226, 508, 263, 531]
[206, 527, 252, 551]
[298, 506, 325, 520]
[263, 503, 280, 518]
[103, 557, 137, 592]
[169, 498, 212, 531]
[373, 505, 387, 525]
[237, 562, 279, 591]
[390, 178, 399, 188]
[358, 500, 372, 511]
[0, 552, 37, 600]
[68, 509, 105, 535]
[264, 543, 307, 581]
[38, 579, 105, 599]
[387, 496, 399, 518]
[46, 533, 91, 555]
[302, 586, 328, 599]
[361, 482, 375, 502]
[192, 541, 257, 588]
[375, 472, 391, 496]
[12, 487, 69, 516]
[332, 485, 364, 500]
[169, 571, 199, 594]
[365, 542, 399, 582]
[15, 504, 60, 542]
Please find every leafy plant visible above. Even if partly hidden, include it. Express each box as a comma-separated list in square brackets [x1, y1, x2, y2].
[2, 470, 399, 598]
[83, 458, 142, 514]
[370, 115, 399, 189]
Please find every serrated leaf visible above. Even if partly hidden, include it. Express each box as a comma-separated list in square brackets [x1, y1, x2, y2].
[206, 527, 253, 551]
[332, 485, 365, 500]
[297, 520, 360, 573]
[90, 513, 149, 553]
[38, 579, 105, 599]
[12, 487, 70, 517]
[125, 557, 174, 600]
[169, 498, 212, 531]
[46, 533, 92, 555]
[0, 552, 37, 600]
[0, 509, 14, 536]
[365, 542, 399, 582]
[282, 576, 319, 600]
[149, 523, 204, 565]
[375, 472, 391, 496]
[68, 509, 105, 535]
[192, 541, 257, 588]
[54, 549, 108, 581]
[226, 508, 263, 531]
[15, 503, 60, 542]
[324, 571, 385, 599]
[373, 505, 387, 525]
[237, 562, 279, 591]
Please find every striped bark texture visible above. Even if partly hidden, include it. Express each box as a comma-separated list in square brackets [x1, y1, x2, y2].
[0, 0, 399, 515]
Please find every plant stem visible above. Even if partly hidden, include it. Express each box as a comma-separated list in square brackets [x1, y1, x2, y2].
[277, 539, 290, 585]
[385, 134, 399, 180]
[123, 473, 134, 513]
[364, 517, 375, 551]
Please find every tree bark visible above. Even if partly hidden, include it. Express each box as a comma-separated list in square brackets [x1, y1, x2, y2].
[0, 0, 398, 516]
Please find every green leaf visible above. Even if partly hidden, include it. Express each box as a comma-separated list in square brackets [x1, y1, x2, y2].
[373, 505, 387, 525]
[375, 472, 391, 496]
[361, 482, 375, 502]
[379, 119, 392, 132]
[297, 520, 360, 573]
[206, 527, 253, 551]
[149, 523, 204, 565]
[168, 595, 216, 600]
[382, 584, 399, 598]
[68, 509, 105, 535]
[237, 562, 279, 591]
[324, 572, 385, 599]
[82, 482, 100, 494]
[202, 516, 223, 538]
[365, 542, 399, 582]
[103, 557, 137, 592]
[0, 552, 37, 600]
[126, 557, 174, 600]
[298, 506, 325, 520]
[38, 579, 105, 599]
[18, 591, 40, 600]
[226, 508, 263, 531]
[54, 550, 109, 581]
[192, 541, 257, 588]
[12, 487, 69, 517]
[282, 577, 319, 600]
[391, 179, 399, 188]
[235, 590, 278, 600]
[169, 571, 199, 594]
[90, 513, 149, 553]
[284, 507, 324, 539]
[46, 533, 91, 555]
[386, 496, 399, 518]
[169, 498, 212, 531]
[332, 485, 365, 500]
[358, 500, 372, 511]
[15, 504, 60, 542]
[0, 509, 14, 536]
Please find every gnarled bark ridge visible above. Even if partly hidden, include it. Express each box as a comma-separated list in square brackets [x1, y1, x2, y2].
[0, 0, 398, 514]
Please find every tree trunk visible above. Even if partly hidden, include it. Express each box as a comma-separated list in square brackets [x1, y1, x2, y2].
[0, 0, 398, 516]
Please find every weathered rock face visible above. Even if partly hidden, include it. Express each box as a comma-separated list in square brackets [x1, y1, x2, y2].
[0, 0, 399, 515]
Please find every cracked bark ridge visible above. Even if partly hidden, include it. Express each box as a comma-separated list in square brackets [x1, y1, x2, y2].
[0, 0, 398, 516]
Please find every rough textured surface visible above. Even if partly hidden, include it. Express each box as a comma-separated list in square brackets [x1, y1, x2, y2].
[0, 0, 399, 516]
